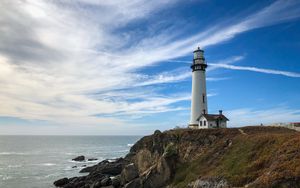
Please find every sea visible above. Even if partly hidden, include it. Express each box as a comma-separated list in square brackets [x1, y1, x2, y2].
[0, 135, 141, 188]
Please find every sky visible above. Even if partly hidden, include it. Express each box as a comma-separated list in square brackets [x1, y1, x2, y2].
[0, 0, 300, 135]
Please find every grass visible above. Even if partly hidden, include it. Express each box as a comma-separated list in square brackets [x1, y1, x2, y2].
[170, 127, 298, 187]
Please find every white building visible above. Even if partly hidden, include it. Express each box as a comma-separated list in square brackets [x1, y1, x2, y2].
[188, 47, 229, 129]
[197, 110, 229, 129]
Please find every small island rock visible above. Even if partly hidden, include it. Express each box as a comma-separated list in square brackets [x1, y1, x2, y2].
[88, 158, 98, 161]
[72, 155, 85, 161]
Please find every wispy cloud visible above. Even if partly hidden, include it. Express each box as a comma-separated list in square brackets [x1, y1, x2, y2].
[0, 0, 300, 133]
[210, 63, 300, 78]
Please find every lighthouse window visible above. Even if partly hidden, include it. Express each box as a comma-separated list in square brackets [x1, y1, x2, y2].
[203, 95, 205, 103]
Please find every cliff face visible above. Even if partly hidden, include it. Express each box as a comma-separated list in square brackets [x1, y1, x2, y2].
[54, 126, 300, 188]
[125, 127, 300, 188]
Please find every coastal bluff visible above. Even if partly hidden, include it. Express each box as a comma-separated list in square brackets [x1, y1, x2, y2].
[54, 126, 300, 188]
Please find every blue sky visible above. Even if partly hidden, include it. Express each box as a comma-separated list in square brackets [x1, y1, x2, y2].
[0, 0, 300, 135]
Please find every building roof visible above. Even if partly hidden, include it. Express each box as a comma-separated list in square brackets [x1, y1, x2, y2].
[197, 114, 229, 121]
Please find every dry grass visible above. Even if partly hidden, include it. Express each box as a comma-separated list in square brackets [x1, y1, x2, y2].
[170, 126, 300, 187]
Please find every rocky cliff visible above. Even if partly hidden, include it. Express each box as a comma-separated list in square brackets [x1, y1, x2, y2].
[54, 126, 300, 188]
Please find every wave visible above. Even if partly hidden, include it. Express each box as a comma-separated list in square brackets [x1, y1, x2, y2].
[0, 152, 29, 156]
[8, 165, 22, 168]
[68, 160, 87, 164]
[2, 175, 13, 181]
[40, 163, 56, 166]
[64, 165, 87, 171]
[68, 159, 101, 164]
[31, 163, 57, 166]
[127, 144, 134, 147]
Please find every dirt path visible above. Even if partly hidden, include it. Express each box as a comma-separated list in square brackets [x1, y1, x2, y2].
[238, 129, 247, 135]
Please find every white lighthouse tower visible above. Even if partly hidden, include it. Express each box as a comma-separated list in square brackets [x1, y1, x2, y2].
[189, 47, 208, 128]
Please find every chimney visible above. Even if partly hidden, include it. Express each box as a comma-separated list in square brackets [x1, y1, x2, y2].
[203, 109, 206, 114]
[219, 110, 222, 115]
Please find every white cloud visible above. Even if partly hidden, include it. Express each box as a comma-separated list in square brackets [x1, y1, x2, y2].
[0, 0, 300, 134]
[209, 63, 300, 78]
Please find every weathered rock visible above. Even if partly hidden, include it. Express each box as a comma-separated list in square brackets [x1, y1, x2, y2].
[121, 163, 139, 183]
[88, 158, 98, 161]
[80, 165, 95, 173]
[101, 177, 112, 186]
[72, 165, 77, 168]
[100, 162, 123, 175]
[80, 160, 110, 173]
[72, 155, 85, 161]
[141, 154, 177, 188]
[53, 177, 69, 187]
[76, 181, 86, 187]
[91, 180, 101, 188]
[54, 127, 300, 188]
[124, 178, 141, 188]
[111, 175, 121, 188]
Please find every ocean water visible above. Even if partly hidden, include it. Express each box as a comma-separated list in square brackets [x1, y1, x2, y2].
[0, 135, 141, 188]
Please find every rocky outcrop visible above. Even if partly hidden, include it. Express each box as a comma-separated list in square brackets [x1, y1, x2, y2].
[54, 126, 300, 188]
[54, 158, 128, 187]
[72, 155, 85, 161]
[88, 158, 98, 161]
[54, 177, 69, 187]
[121, 163, 139, 184]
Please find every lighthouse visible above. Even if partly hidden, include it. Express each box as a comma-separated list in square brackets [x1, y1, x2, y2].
[189, 47, 208, 128]
[188, 47, 229, 129]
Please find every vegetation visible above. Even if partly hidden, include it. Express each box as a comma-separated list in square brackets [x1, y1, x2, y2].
[170, 126, 300, 187]
[163, 142, 178, 158]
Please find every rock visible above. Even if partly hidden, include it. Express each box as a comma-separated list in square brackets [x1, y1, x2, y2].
[187, 177, 229, 188]
[80, 160, 110, 173]
[82, 165, 87, 167]
[154, 130, 162, 134]
[80, 165, 95, 173]
[72, 166, 77, 168]
[101, 163, 123, 175]
[88, 158, 98, 161]
[53, 177, 69, 187]
[54, 127, 300, 188]
[141, 154, 177, 188]
[91, 181, 101, 188]
[112, 175, 121, 188]
[124, 178, 141, 188]
[72, 155, 85, 161]
[76, 181, 86, 187]
[101, 177, 112, 186]
[121, 163, 139, 183]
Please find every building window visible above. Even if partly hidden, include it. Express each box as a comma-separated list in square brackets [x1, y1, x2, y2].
[200, 121, 202, 126]
[210, 124, 212, 126]
[204, 121, 206, 126]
